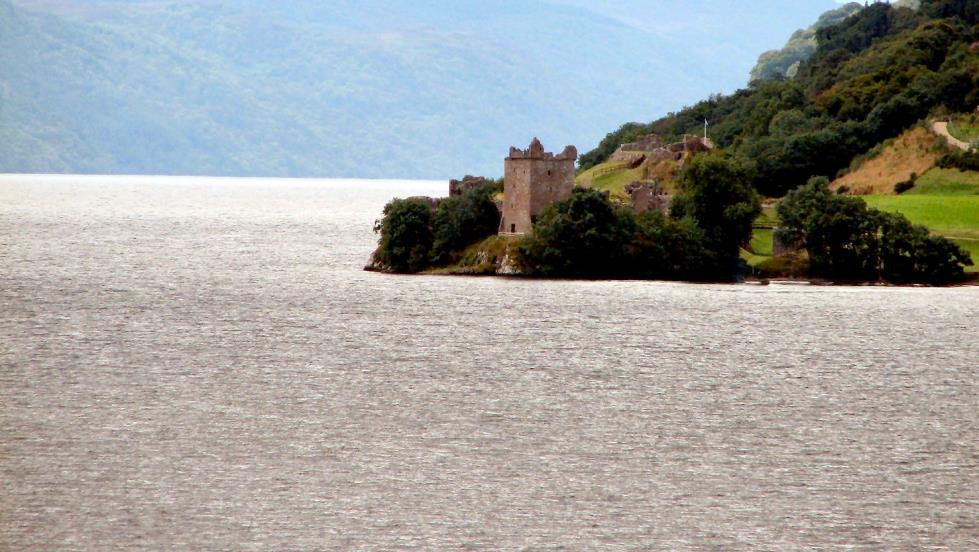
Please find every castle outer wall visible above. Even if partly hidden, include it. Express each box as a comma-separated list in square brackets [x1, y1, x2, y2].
[499, 139, 577, 235]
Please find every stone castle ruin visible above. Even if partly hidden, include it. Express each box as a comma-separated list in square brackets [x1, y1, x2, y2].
[625, 181, 670, 215]
[499, 138, 577, 235]
[610, 133, 714, 167]
[598, 133, 715, 216]
[449, 175, 490, 197]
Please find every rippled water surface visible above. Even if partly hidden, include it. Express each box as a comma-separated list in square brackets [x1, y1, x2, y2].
[2, 175, 978, 550]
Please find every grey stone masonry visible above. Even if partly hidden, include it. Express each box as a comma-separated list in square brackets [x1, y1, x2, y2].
[499, 138, 576, 235]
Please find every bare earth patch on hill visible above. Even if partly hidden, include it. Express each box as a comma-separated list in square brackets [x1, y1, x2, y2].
[831, 127, 944, 195]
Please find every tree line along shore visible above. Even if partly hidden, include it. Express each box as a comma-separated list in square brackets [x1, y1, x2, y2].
[369, 0, 979, 286]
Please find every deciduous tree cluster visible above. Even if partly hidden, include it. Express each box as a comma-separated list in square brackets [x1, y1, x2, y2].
[776, 177, 973, 283]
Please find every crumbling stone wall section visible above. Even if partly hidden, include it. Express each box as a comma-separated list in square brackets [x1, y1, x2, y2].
[610, 150, 647, 163]
[449, 175, 489, 197]
[625, 181, 670, 215]
[499, 138, 577, 235]
[681, 134, 713, 153]
[610, 133, 713, 163]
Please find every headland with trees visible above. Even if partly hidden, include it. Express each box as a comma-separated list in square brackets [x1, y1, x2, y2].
[369, 0, 979, 286]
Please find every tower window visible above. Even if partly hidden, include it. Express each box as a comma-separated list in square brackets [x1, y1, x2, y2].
[511, 223, 516, 233]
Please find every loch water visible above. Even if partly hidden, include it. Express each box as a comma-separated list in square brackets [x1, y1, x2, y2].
[1, 175, 978, 550]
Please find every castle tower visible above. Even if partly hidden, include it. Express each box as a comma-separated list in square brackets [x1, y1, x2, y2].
[499, 138, 577, 235]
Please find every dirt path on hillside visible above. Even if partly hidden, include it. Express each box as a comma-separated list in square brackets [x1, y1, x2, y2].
[932, 121, 974, 151]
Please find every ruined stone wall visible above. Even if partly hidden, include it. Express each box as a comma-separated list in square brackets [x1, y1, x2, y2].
[610, 150, 647, 163]
[449, 175, 489, 197]
[625, 182, 670, 215]
[610, 134, 713, 163]
[500, 139, 576, 235]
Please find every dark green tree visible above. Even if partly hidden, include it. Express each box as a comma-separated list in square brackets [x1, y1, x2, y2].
[777, 177, 973, 283]
[623, 211, 711, 280]
[921, 0, 979, 23]
[878, 212, 973, 284]
[937, 149, 979, 171]
[372, 198, 435, 273]
[774, 176, 833, 245]
[777, 176, 880, 280]
[807, 194, 882, 280]
[515, 188, 632, 277]
[670, 154, 761, 278]
[431, 187, 500, 265]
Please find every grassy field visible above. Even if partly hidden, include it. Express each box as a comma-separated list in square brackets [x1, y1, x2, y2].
[863, 195, 979, 240]
[749, 228, 774, 256]
[744, 195, 979, 273]
[576, 161, 640, 199]
[576, 158, 681, 199]
[755, 206, 779, 227]
[948, 116, 979, 144]
[908, 168, 979, 195]
[860, 164, 979, 270]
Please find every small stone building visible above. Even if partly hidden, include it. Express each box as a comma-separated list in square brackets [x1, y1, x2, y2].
[499, 138, 577, 235]
[449, 175, 489, 197]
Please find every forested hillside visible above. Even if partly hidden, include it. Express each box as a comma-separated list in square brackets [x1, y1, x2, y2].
[750, 2, 863, 82]
[0, 0, 837, 178]
[581, 0, 979, 198]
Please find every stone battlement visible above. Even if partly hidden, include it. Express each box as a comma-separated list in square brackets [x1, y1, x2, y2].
[508, 138, 577, 161]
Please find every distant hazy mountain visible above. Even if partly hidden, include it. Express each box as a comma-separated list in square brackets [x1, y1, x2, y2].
[0, 0, 838, 178]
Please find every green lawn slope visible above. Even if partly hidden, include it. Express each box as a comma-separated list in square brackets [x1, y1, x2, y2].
[948, 115, 979, 145]
[575, 161, 641, 199]
[576, 155, 685, 200]
[863, 195, 979, 239]
[862, 194, 979, 272]
[908, 168, 979, 195]
[744, 190, 979, 274]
